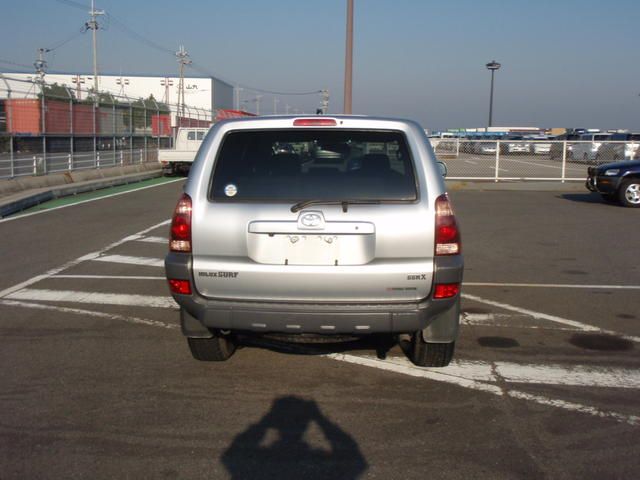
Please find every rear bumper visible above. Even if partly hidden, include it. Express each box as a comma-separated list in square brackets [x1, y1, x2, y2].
[166, 253, 463, 341]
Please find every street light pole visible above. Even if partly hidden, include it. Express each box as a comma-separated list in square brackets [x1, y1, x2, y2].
[486, 60, 501, 129]
[343, 0, 354, 114]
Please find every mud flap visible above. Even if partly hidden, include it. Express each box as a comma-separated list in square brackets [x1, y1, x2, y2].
[421, 298, 460, 343]
[181, 307, 213, 338]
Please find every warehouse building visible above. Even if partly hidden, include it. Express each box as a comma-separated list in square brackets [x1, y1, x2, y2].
[0, 72, 234, 123]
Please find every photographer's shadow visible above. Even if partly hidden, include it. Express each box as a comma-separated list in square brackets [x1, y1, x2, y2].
[221, 396, 367, 479]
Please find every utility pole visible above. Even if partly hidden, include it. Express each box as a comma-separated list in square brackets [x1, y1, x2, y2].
[235, 87, 243, 110]
[161, 77, 174, 104]
[343, 0, 354, 114]
[34, 48, 47, 86]
[176, 45, 192, 119]
[321, 89, 330, 114]
[87, 0, 104, 93]
[72, 75, 85, 100]
[116, 75, 129, 96]
[34, 48, 48, 174]
[273, 97, 278, 114]
[255, 94, 263, 115]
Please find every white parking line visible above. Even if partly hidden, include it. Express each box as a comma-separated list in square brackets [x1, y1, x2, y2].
[461, 312, 578, 331]
[0, 299, 178, 330]
[328, 354, 639, 426]
[5, 288, 177, 309]
[54, 275, 166, 280]
[500, 157, 562, 170]
[1, 284, 638, 426]
[443, 359, 640, 389]
[462, 293, 640, 343]
[465, 282, 640, 290]
[500, 157, 585, 172]
[92, 254, 164, 268]
[1, 216, 638, 427]
[136, 236, 167, 244]
[0, 220, 170, 299]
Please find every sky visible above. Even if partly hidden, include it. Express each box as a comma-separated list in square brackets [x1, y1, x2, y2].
[1, 0, 639, 131]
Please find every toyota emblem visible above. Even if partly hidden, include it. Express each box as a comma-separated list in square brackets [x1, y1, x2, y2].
[298, 211, 325, 229]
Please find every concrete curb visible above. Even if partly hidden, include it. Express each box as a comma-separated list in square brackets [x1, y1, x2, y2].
[0, 164, 163, 218]
[446, 180, 586, 192]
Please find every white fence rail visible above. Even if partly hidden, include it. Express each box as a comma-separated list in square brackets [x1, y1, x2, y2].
[432, 139, 638, 182]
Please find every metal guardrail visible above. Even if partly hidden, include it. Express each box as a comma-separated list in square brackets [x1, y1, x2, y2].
[431, 139, 639, 182]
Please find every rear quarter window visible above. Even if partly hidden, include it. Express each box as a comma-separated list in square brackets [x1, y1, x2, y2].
[209, 129, 418, 202]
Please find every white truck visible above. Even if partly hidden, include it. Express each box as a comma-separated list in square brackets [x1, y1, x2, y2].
[159, 127, 209, 175]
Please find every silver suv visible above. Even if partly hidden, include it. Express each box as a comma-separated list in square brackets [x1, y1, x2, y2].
[165, 116, 464, 367]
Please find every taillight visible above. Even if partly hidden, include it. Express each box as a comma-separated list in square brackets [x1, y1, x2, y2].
[434, 283, 460, 299]
[293, 118, 337, 127]
[168, 279, 192, 295]
[435, 194, 461, 256]
[170, 193, 192, 252]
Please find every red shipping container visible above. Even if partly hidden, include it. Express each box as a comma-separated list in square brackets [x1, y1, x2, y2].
[151, 114, 171, 136]
[72, 104, 95, 135]
[97, 107, 113, 135]
[5, 99, 41, 134]
[4, 99, 92, 135]
[45, 100, 72, 134]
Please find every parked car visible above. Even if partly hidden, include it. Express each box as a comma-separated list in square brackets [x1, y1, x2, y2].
[428, 132, 458, 156]
[475, 141, 498, 155]
[549, 133, 580, 161]
[459, 136, 479, 155]
[595, 133, 640, 162]
[528, 135, 554, 155]
[501, 136, 531, 154]
[586, 159, 640, 207]
[165, 116, 464, 367]
[571, 133, 611, 163]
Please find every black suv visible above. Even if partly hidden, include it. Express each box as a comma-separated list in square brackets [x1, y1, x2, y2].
[586, 160, 640, 207]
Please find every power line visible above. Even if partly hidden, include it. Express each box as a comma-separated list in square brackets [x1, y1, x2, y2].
[45, 26, 88, 52]
[189, 61, 321, 96]
[53, 0, 88, 11]
[0, 58, 34, 70]
[99, 13, 322, 97]
[54, 0, 323, 99]
[106, 13, 175, 56]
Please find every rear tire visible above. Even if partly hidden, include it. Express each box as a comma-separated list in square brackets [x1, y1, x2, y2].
[619, 179, 640, 208]
[410, 332, 455, 367]
[187, 332, 236, 361]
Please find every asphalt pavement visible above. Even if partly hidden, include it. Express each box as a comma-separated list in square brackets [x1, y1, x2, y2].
[1, 179, 639, 479]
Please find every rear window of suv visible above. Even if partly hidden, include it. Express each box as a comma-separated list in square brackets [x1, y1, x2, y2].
[210, 129, 417, 202]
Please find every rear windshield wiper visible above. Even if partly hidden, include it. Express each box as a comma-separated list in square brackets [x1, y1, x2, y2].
[291, 199, 381, 213]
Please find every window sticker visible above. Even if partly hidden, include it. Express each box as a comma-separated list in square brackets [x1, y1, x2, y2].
[224, 184, 238, 197]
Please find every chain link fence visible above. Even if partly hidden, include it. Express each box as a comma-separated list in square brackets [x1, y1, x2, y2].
[431, 138, 640, 182]
[0, 74, 213, 179]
